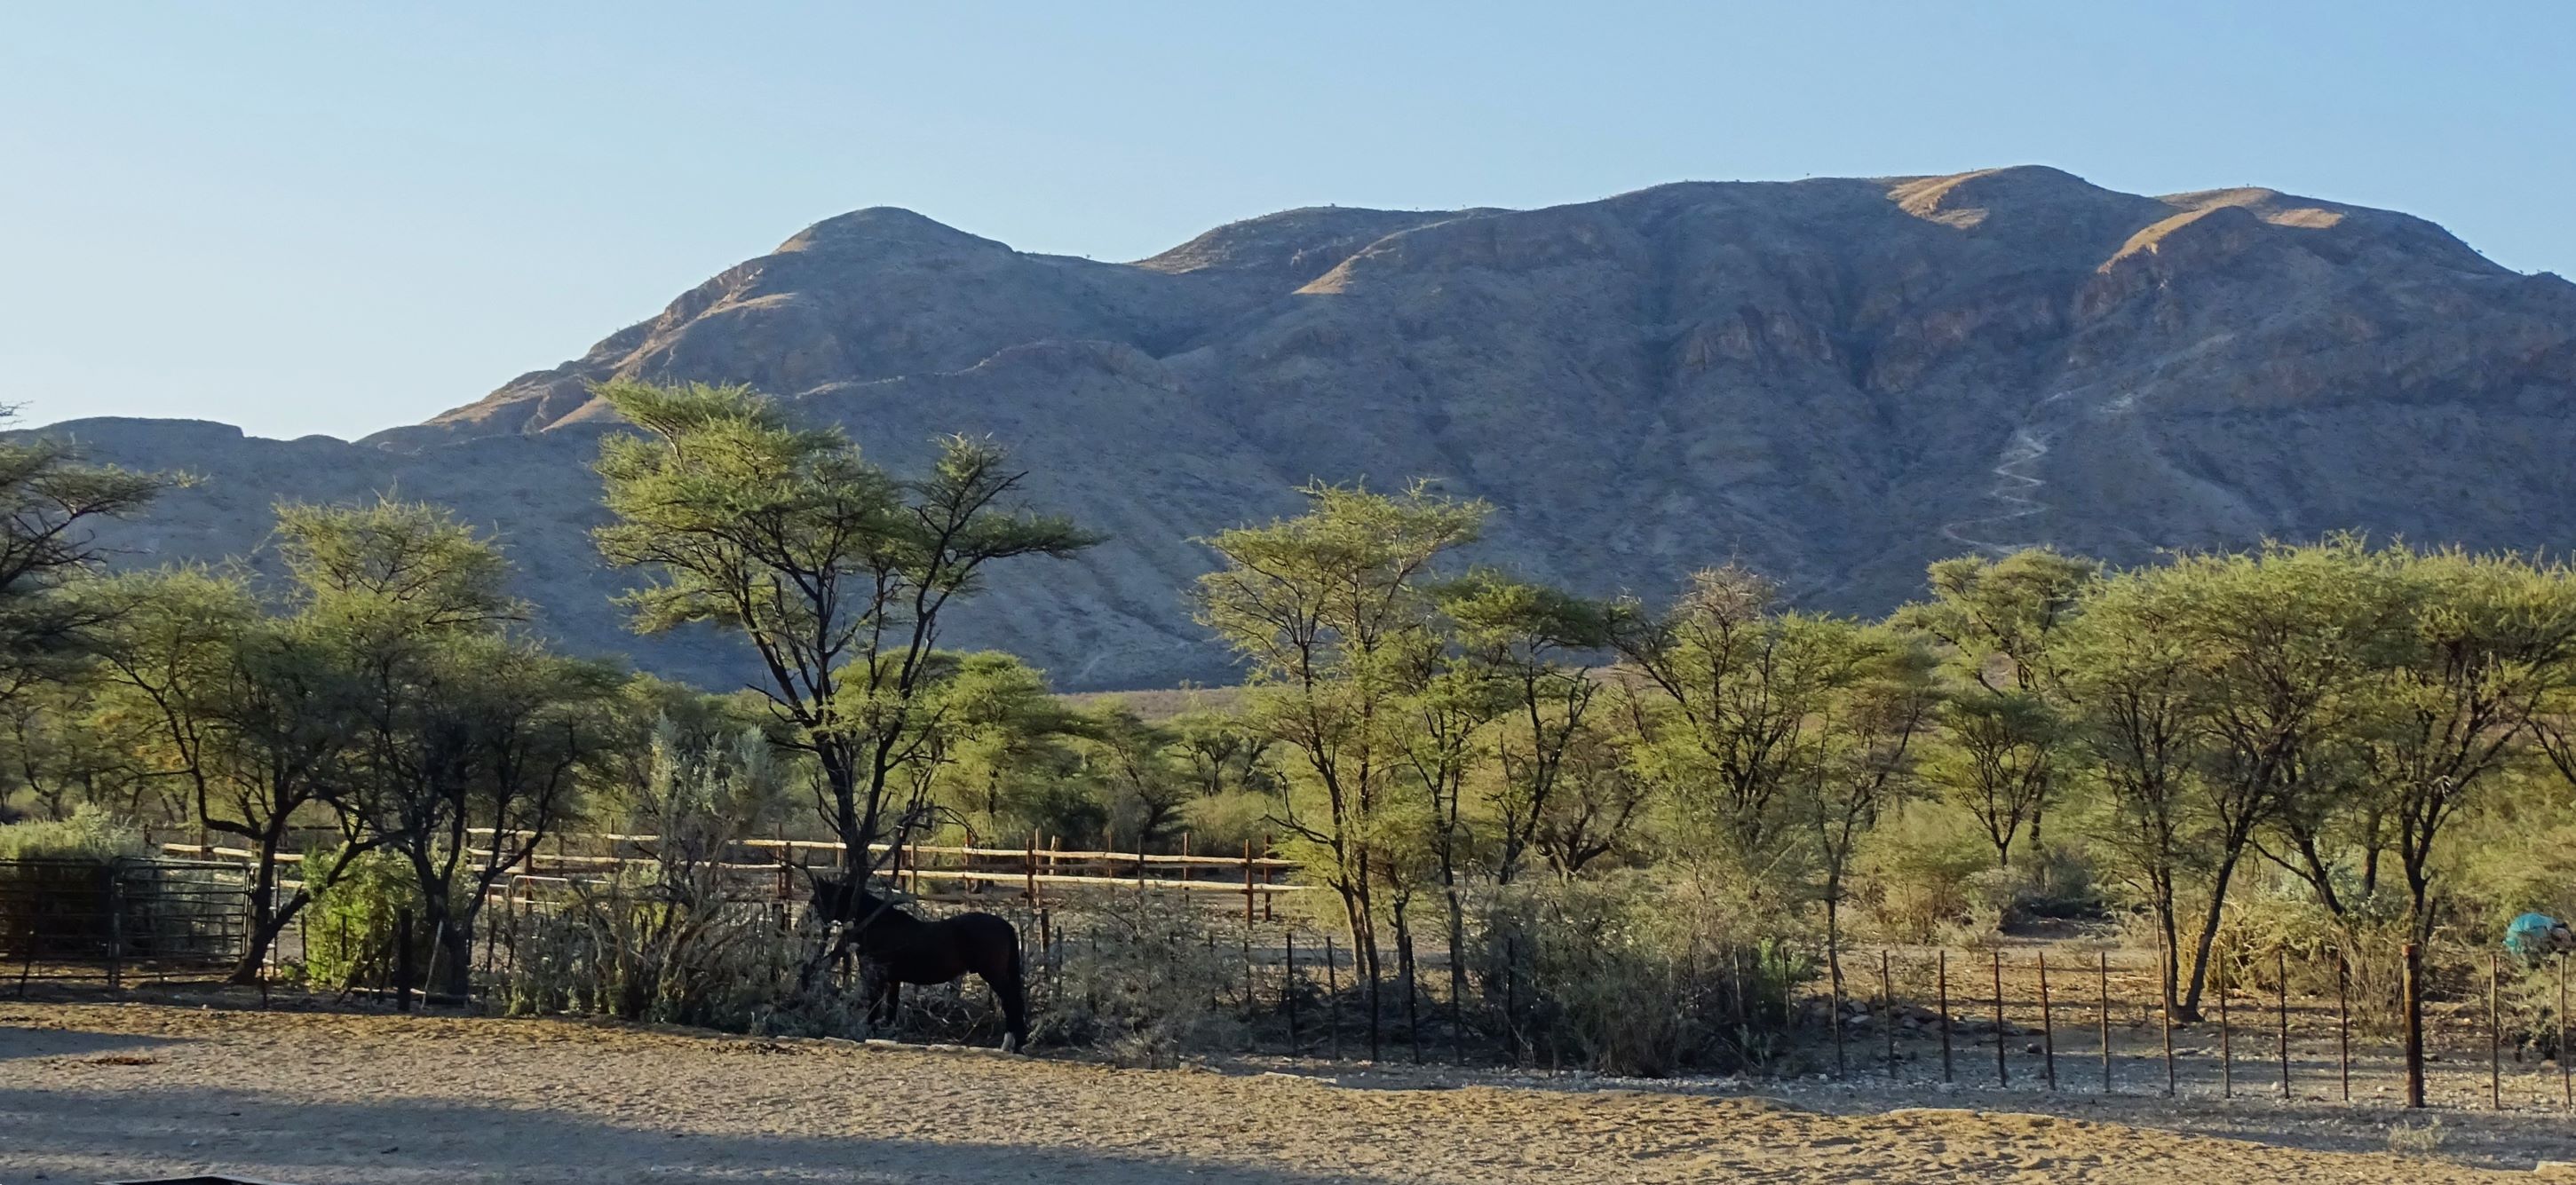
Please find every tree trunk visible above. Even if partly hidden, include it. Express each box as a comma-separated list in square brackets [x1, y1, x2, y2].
[2177, 852, 2243, 1022]
[1444, 883, 1468, 1063]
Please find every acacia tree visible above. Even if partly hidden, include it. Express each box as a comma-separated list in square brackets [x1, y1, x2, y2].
[0, 427, 170, 703]
[1797, 621, 1938, 996]
[2346, 549, 2576, 943]
[1195, 480, 1486, 1061]
[2158, 541, 2411, 1019]
[1901, 549, 2095, 867]
[592, 381, 1096, 895]
[1077, 704, 1192, 850]
[287, 498, 622, 995]
[1168, 705, 1276, 800]
[1613, 566, 1845, 874]
[2057, 567, 2207, 1017]
[82, 567, 374, 982]
[1441, 574, 1616, 886]
[1531, 717, 1649, 879]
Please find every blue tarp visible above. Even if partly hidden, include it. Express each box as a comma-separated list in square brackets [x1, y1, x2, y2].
[2505, 912, 2564, 958]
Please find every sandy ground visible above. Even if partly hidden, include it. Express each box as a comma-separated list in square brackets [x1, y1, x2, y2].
[1, 997, 2561, 1183]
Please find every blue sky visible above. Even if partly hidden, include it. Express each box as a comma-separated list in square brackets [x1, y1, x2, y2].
[5, 3, 2570, 440]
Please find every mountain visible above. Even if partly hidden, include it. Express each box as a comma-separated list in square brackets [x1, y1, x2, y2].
[42, 167, 2576, 691]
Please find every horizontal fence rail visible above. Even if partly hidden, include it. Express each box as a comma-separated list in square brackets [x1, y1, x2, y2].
[162, 828, 1316, 915]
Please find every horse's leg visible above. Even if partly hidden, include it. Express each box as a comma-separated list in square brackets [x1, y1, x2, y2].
[983, 948, 1030, 1053]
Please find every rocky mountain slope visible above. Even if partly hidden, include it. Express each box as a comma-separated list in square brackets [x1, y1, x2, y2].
[44, 167, 2576, 690]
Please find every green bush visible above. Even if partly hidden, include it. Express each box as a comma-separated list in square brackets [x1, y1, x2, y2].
[1177, 789, 1276, 854]
[300, 849, 456, 990]
[0, 806, 145, 863]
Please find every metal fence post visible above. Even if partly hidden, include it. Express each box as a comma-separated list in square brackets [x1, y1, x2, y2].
[1285, 931, 1299, 1055]
[105, 861, 124, 991]
[2337, 950, 2351, 1102]
[2278, 949, 2291, 1101]
[1831, 949, 1846, 1080]
[2038, 952, 2056, 1092]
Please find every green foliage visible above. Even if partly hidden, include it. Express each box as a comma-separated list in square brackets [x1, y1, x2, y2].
[0, 804, 144, 862]
[300, 849, 443, 990]
[593, 379, 1098, 886]
[0, 429, 173, 696]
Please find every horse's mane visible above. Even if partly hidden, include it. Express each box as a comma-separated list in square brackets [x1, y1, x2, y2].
[810, 875, 923, 934]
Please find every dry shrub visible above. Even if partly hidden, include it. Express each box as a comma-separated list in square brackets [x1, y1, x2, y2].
[1040, 893, 1240, 1066]
[504, 722, 869, 1037]
[1475, 871, 1811, 1077]
[1856, 808, 1993, 943]
[2385, 1117, 2446, 1157]
[502, 881, 833, 1033]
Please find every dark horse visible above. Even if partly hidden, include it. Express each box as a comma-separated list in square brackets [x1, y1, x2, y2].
[807, 876, 1029, 1052]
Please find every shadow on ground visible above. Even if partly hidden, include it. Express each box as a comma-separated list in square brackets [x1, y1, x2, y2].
[0, 1083, 1362, 1185]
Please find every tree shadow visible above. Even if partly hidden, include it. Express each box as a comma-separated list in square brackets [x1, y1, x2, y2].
[0, 1083, 1364, 1185]
[0, 1024, 186, 1062]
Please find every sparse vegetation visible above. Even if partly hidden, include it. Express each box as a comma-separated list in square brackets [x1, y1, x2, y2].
[4, 390, 2576, 1088]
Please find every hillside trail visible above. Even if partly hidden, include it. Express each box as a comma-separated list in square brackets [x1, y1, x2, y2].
[1938, 386, 2107, 557]
[1938, 426, 2052, 556]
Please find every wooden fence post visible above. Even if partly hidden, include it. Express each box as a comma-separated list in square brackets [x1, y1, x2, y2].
[2491, 952, 2503, 1111]
[1241, 841, 1255, 926]
[2560, 953, 2570, 1110]
[393, 909, 416, 1014]
[2098, 950, 2112, 1094]
[1326, 935, 1342, 1061]
[2038, 952, 2056, 1092]
[1261, 833, 1275, 921]
[1992, 948, 2008, 1086]
[2218, 953, 2231, 1100]
[1938, 950, 1954, 1083]
[1879, 951, 1897, 1080]
[1831, 948, 1846, 1080]
[2404, 941, 2427, 1109]
[1285, 931, 1299, 1055]
[1026, 831, 1039, 906]
[2160, 935, 2176, 1097]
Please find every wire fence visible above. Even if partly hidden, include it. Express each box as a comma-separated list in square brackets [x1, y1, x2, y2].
[13, 852, 2572, 1113]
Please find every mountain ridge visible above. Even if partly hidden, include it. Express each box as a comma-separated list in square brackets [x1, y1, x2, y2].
[41, 166, 2576, 690]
